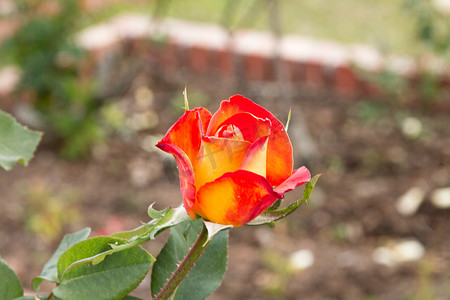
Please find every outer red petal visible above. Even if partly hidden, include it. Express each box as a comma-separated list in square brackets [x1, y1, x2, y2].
[156, 143, 197, 218]
[158, 108, 212, 165]
[273, 166, 311, 195]
[196, 107, 212, 134]
[156, 108, 211, 218]
[195, 170, 280, 226]
[207, 95, 293, 186]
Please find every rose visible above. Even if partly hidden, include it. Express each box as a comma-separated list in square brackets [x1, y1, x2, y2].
[157, 95, 311, 226]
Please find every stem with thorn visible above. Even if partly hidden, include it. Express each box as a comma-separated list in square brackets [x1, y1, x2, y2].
[154, 223, 209, 300]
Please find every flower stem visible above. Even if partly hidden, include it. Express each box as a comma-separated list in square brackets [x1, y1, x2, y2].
[154, 223, 209, 300]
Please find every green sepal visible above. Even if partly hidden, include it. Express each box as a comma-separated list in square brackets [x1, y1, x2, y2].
[112, 204, 191, 242]
[111, 223, 150, 241]
[148, 202, 171, 219]
[203, 221, 232, 244]
[146, 205, 191, 239]
[113, 205, 191, 243]
[301, 174, 322, 202]
[247, 174, 322, 226]
[264, 199, 282, 212]
[144, 205, 191, 239]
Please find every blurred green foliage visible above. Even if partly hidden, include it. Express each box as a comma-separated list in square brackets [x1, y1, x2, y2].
[170, 90, 211, 115]
[402, 0, 450, 109]
[363, 0, 450, 112]
[1, 0, 104, 159]
[353, 101, 388, 125]
[405, 0, 450, 56]
[260, 250, 291, 298]
[21, 178, 81, 241]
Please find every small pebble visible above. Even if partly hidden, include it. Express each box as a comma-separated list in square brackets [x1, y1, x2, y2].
[395, 187, 426, 216]
[430, 187, 450, 209]
[401, 117, 423, 139]
[373, 239, 425, 267]
[289, 249, 314, 271]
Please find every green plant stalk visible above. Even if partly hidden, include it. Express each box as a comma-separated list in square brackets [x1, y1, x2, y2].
[154, 223, 209, 300]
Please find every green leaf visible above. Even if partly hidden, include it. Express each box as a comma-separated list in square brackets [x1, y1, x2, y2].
[247, 174, 322, 226]
[151, 219, 228, 300]
[0, 256, 23, 299]
[151, 220, 196, 298]
[32, 227, 91, 291]
[0, 110, 42, 171]
[51, 206, 188, 283]
[54, 236, 153, 300]
[173, 228, 228, 299]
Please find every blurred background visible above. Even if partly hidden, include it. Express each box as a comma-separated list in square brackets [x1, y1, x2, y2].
[1, 0, 450, 299]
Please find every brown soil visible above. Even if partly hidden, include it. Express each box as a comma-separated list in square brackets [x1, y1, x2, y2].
[1, 58, 450, 300]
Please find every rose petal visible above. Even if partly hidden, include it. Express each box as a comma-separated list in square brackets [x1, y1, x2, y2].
[156, 108, 211, 218]
[240, 135, 269, 177]
[155, 143, 196, 218]
[194, 136, 251, 188]
[195, 170, 280, 226]
[207, 95, 293, 186]
[196, 107, 212, 134]
[214, 112, 271, 143]
[273, 166, 311, 195]
[157, 108, 212, 164]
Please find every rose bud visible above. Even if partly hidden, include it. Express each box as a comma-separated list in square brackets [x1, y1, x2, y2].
[157, 95, 311, 226]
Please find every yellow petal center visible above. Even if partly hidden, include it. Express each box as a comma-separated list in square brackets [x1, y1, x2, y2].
[216, 124, 244, 141]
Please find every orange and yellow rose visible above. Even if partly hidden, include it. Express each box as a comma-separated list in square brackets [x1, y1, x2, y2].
[157, 95, 311, 226]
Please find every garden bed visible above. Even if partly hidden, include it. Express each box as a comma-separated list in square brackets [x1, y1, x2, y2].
[1, 60, 450, 299]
